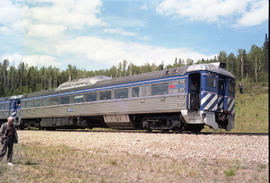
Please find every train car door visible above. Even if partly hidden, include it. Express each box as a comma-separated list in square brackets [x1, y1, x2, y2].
[200, 73, 218, 111]
[224, 79, 235, 114]
[188, 73, 201, 110]
[217, 77, 225, 111]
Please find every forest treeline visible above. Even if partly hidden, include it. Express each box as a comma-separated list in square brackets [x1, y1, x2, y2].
[0, 34, 268, 97]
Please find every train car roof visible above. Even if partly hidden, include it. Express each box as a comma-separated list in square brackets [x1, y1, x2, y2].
[187, 63, 235, 79]
[0, 62, 235, 100]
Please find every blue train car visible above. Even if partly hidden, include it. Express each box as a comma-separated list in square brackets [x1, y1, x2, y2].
[182, 62, 235, 131]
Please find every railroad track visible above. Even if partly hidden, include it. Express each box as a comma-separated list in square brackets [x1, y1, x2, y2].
[197, 132, 269, 136]
[40, 128, 269, 136]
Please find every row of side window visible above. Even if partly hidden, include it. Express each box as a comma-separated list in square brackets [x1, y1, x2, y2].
[0, 103, 8, 110]
[21, 83, 169, 108]
[0, 83, 172, 110]
[207, 77, 235, 94]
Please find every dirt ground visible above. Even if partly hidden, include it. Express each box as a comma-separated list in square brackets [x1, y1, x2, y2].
[0, 130, 268, 183]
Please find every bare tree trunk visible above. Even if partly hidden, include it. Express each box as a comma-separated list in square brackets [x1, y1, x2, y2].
[255, 58, 258, 83]
[129, 64, 132, 76]
[241, 55, 244, 81]
[11, 69, 14, 91]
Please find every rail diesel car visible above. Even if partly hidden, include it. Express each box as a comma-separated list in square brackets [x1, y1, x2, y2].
[0, 62, 235, 132]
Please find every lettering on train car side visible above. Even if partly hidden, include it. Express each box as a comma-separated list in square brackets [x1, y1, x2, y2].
[67, 108, 74, 112]
[169, 84, 184, 89]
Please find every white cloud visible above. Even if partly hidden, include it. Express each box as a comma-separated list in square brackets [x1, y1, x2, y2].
[56, 36, 215, 68]
[1, 53, 61, 67]
[0, 0, 21, 24]
[156, 0, 268, 26]
[0, 0, 104, 37]
[236, 0, 269, 27]
[24, 22, 67, 38]
[24, 0, 104, 30]
[102, 28, 138, 37]
[0, 26, 9, 34]
[0, 0, 216, 71]
[0, 0, 22, 34]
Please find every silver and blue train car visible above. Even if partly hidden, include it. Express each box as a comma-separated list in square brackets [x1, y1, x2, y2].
[0, 62, 235, 132]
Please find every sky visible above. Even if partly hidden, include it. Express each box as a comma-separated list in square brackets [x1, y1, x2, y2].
[0, 0, 268, 70]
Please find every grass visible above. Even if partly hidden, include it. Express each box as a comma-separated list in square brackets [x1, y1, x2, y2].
[0, 143, 268, 183]
[203, 83, 268, 133]
[224, 168, 236, 176]
[258, 164, 267, 172]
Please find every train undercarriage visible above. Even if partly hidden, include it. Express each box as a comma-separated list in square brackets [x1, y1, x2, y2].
[16, 112, 209, 133]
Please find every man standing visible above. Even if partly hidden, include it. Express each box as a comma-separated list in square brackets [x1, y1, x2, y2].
[0, 117, 18, 166]
[239, 82, 243, 94]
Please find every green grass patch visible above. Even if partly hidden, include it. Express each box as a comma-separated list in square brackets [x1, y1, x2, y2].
[203, 83, 268, 133]
[224, 168, 236, 176]
[1, 143, 268, 183]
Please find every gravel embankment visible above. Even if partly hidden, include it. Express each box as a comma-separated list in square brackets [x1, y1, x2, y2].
[18, 131, 268, 164]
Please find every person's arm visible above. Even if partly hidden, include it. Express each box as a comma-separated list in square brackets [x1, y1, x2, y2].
[14, 128, 18, 143]
[0, 124, 4, 137]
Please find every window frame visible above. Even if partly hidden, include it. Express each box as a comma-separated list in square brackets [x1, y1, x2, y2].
[60, 96, 70, 104]
[42, 98, 51, 106]
[51, 97, 60, 106]
[115, 88, 129, 99]
[151, 83, 169, 96]
[100, 91, 111, 100]
[33, 100, 41, 107]
[85, 92, 97, 102]
[73, 95, 84, 103]
[132, 87, 140, 97]
[229, 80, 235, 94]
[207, 77, 217, 89]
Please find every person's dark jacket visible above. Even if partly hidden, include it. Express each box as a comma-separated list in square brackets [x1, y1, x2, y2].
[0, 123, 18, 144]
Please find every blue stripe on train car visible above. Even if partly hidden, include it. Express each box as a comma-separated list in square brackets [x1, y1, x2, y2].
[200, 92, 218, 111]
[227, 97, 235, 115]
[218, 96, 224, 110]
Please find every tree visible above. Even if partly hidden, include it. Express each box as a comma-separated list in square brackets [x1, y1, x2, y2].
[227, 53, 237, 76]
[122, 60, 127, 76]
[218, 51, 227, 63]
[186, 58, 194, 66]
[248, 45, 264, 83]
[262, 33, 269, 75]
[1, 59, 9, 96]
[236, 49, 248, 81]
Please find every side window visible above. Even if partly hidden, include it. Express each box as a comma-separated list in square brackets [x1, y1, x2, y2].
[140, 86, 149, 97]
[42, 98, 51, 106]
[0, 103, 4, 110]
[33, 100, 41, 107]
[5, 103, 9, 110]
[115, 88, 128, 99]
[4, 103, 8, 110]
[22, 101, 26, 108]
[132, 87, 139, 97]
[229, 81, 235, 93]
[51, 97, 59, 105]
[152, 83, 168, 96]
[74, 95, 84, 103]
[26, 101, 33, 108]
[61, 96, 70, 104]
[1, 103, 4, 110]
[100, 91, 111, 100]
[208, 77, 216, 88]
[218, 80, 225, 91]
[86, 93, 96, 102]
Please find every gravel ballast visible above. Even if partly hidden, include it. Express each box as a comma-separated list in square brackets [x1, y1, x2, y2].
[18, 131, 268, 164]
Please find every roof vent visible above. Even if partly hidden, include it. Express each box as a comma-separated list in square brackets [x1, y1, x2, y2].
[210, 62, 226, 69]
[56, 75, 112, 91]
